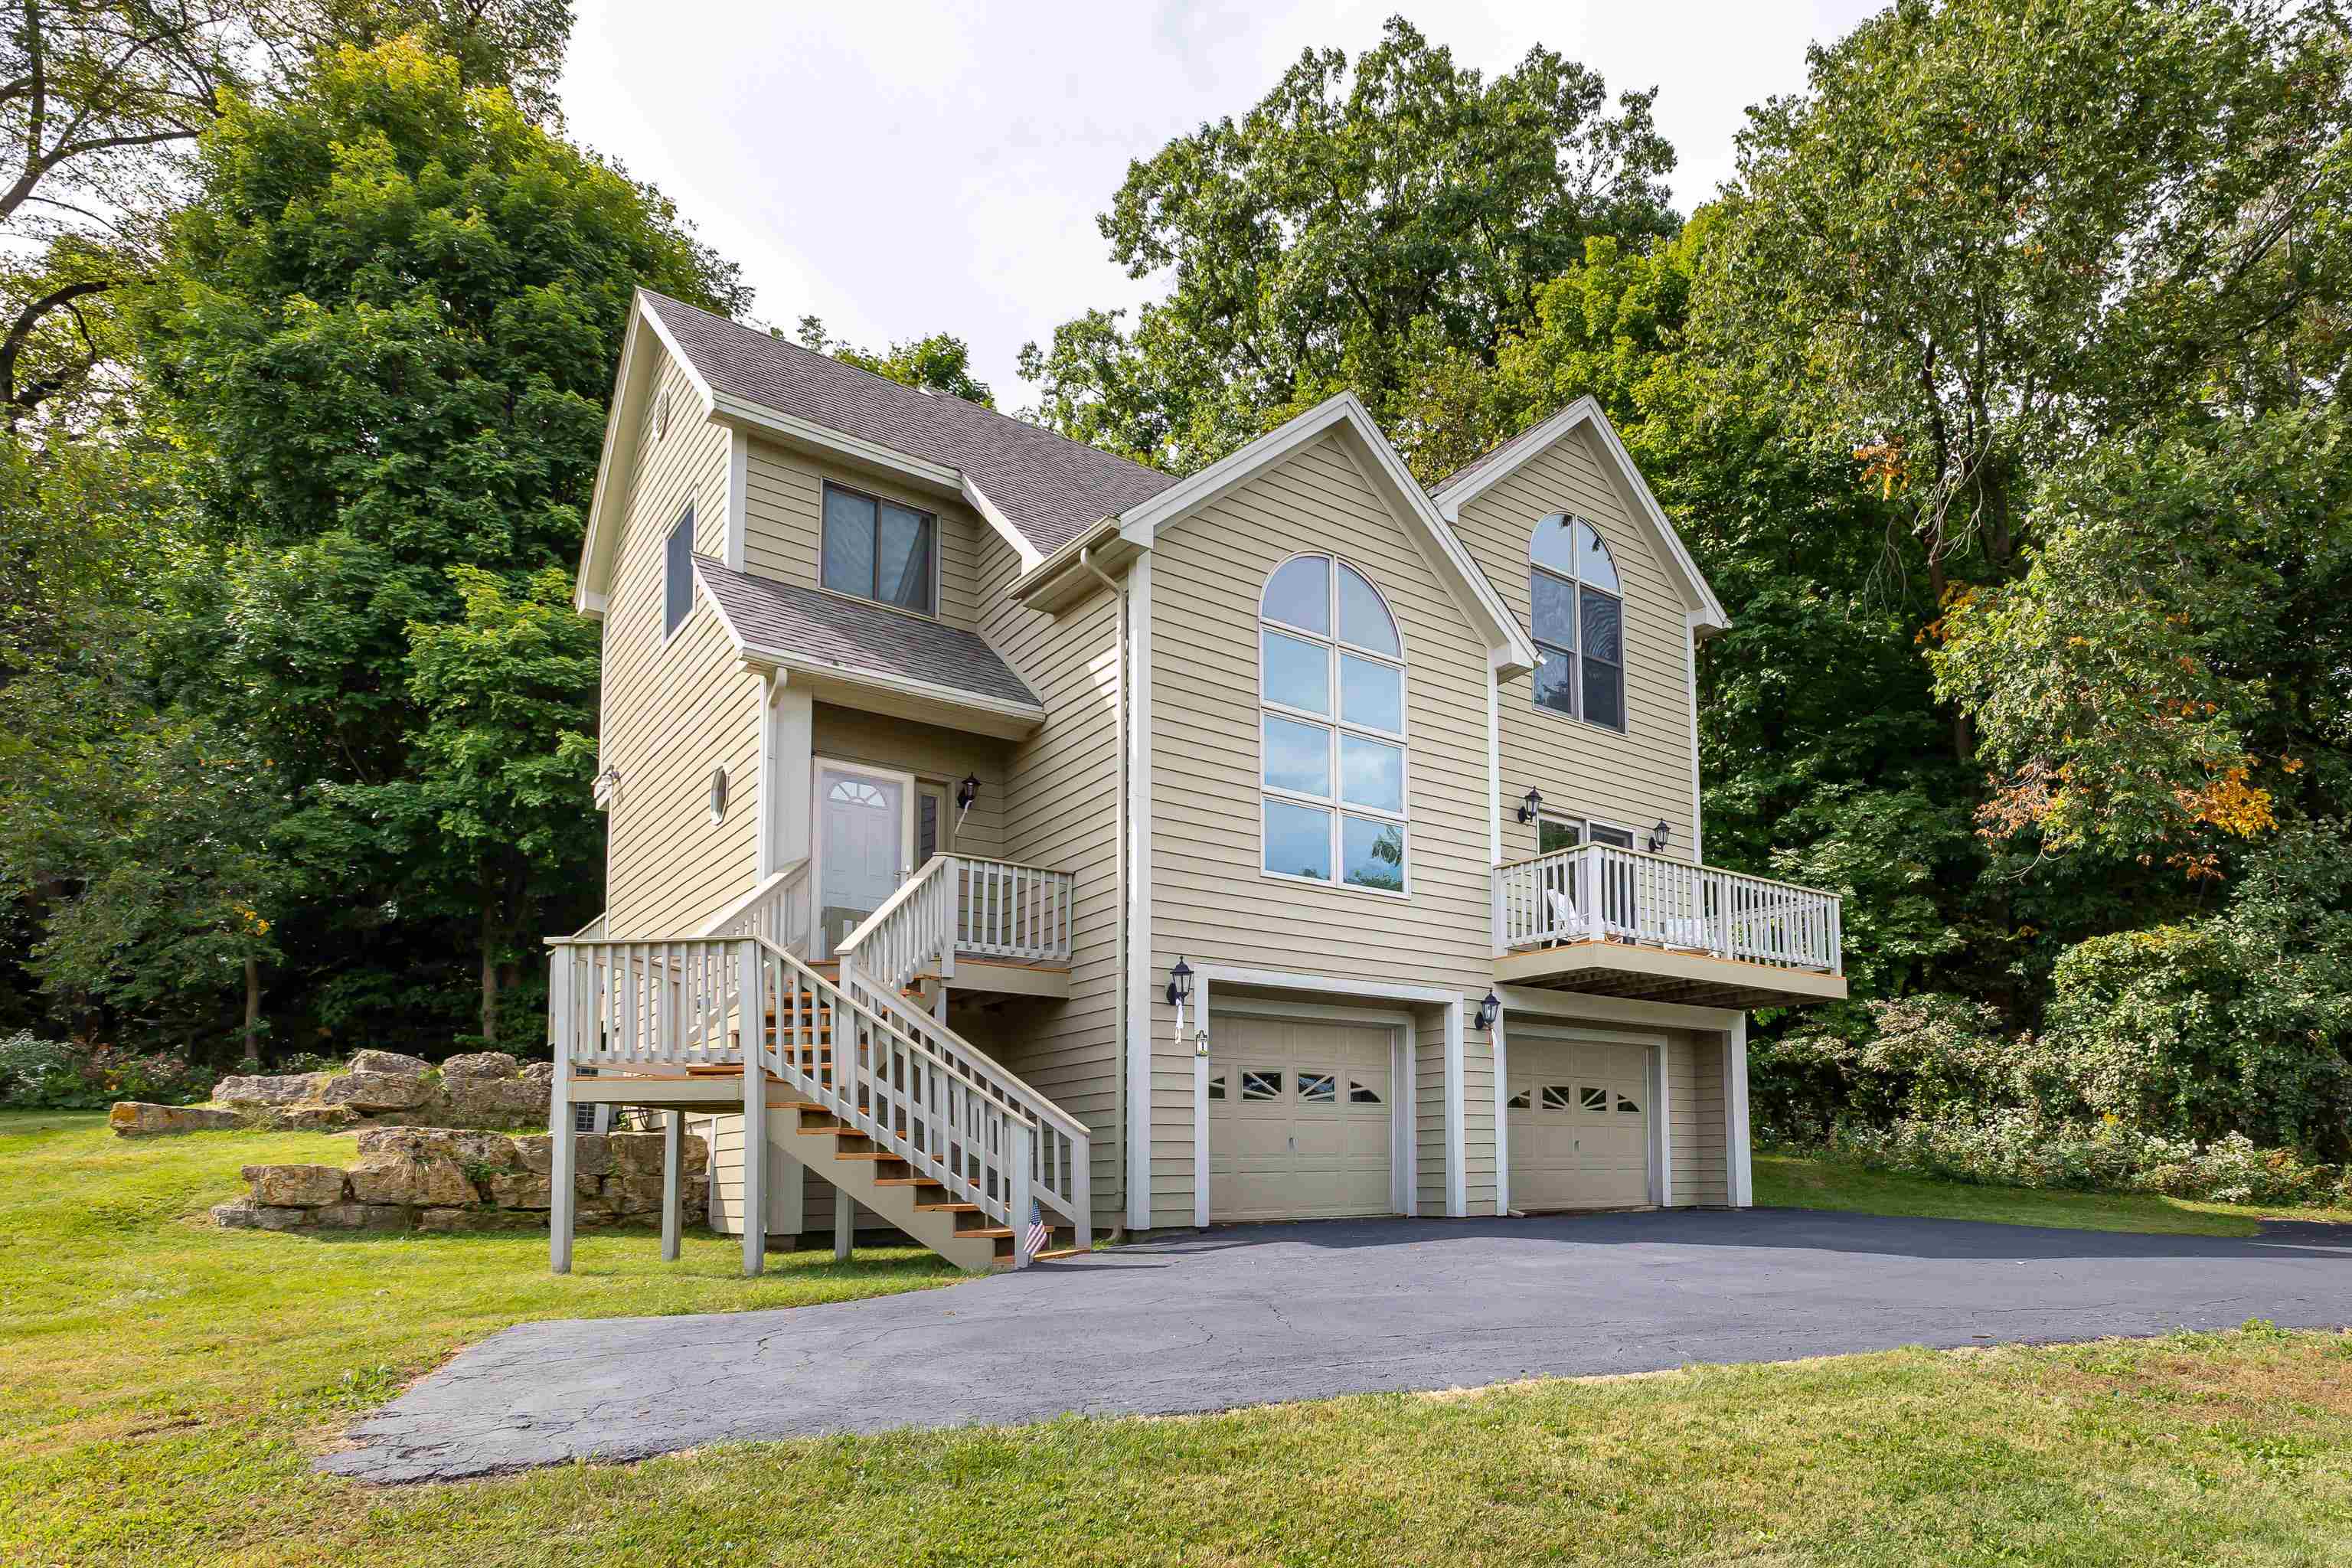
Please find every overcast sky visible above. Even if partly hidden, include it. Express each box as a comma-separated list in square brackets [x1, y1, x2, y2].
[558, 2, 1883, 407]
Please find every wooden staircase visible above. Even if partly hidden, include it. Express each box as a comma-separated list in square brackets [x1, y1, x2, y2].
[550, 929, 1091, 1277]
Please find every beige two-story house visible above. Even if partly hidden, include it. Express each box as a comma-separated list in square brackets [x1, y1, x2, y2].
[543, 289, 1845, 1276]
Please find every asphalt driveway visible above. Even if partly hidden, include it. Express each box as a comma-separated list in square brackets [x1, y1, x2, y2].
[322, 1208, 2352, 1481]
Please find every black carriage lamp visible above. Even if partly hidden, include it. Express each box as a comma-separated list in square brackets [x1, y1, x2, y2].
[1166, 956, 1194, 1009]
[1475, 990, 1501, 1032]
[1647, 820, 1673, 854]
[956, 773, 981, 811]
[1515, 786, 1544, 825]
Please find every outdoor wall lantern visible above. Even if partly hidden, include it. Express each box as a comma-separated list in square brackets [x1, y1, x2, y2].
[1516, 786, 1544, 825]
[1475, 990, 1501, 1032]
[1647, 820, 1673, 854]
[1165, 956, 1194, 1009]
[956, 773, 981, 811]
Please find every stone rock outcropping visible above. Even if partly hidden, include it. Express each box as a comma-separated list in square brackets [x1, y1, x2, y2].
[211, 1127, 708, 1234]
[126, 1049, 554, 1137]
[108, 1102, 246, 1137]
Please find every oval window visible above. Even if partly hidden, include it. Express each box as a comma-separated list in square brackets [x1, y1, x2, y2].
[708, 766, 729, 825]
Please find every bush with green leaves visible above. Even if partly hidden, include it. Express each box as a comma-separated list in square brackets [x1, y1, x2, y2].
[0, 1032, 215, 1109]
[1828, 1110, 2349, 1208]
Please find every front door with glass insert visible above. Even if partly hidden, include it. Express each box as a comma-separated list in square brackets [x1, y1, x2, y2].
[816, 766, 906, 958]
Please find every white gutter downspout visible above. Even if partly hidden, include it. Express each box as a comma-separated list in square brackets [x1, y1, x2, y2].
[1079, 544, 1129, 1231]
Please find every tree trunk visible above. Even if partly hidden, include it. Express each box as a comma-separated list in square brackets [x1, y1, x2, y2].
[242, 956, 262, 1061]
[480, 886, 500, 1044]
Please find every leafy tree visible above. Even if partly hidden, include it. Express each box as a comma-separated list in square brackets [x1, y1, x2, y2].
[136, 38, 741, 1048]
[1019, 15, 1676, 472]
[329, 567, 599, 1044]
[794, 315, 993, 406]
[1694, 0, 2352, 757]
[1933, 404, 2352, 870]
[0, 0, 574, 421]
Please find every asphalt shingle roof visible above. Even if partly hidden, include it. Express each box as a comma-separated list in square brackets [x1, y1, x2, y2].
[693, 557, 1042, 712]
[1429, 416, 1562, 502]
[645, 292, 1178, 558]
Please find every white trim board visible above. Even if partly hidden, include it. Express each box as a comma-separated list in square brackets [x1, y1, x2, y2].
[1116, 392, 1539, 677]
[1432, 397, 1730, 635]
[1123, 551, 1155, 1232]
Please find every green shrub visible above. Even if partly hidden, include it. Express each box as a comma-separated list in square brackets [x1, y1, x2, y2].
[0, 1031, 216, 1109]
[1755, 993, 2061, 1139]
[1829, 1109, 2350, 1207]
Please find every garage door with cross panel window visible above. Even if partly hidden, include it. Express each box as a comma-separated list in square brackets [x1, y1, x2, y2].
[1207, 1014, 1395, 1223]
[1506, 1035, 1651, 1210]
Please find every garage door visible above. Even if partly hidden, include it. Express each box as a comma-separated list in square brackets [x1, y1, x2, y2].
[1208, 1013, 1395, 1223]
[1506, 1036, 1651, 1210]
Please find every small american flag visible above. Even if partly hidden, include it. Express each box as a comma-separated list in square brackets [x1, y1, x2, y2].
[1024, 1200, 1053, 1259]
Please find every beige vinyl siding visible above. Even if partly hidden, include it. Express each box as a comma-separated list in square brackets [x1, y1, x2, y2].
[811, 704, 1011, 862]
[1148, 430, 1500, 1227]
[1453, 423, 1700, 865]
[1462, 1027, 1497, 1211]
[600, 350, 762, 939]
[1688, 1031, 1730, 1205]
[1667, 1031, 1702, 1202]
[973, 526, 1125, 1230]
[1416, 1024, 1447, 1215]
[741, 436, 984, 631]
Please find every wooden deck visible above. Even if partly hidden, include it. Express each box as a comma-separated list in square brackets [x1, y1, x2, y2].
[1494, 938, 1847, 1011]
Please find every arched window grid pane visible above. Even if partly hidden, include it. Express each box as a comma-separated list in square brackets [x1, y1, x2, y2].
[1527, 514, 1626, 733]
[1259, 553, 1409, 896]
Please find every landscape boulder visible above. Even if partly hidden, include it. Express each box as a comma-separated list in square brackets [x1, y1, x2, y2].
[349, 1049, 433, 1076]
[240, 1163, 348, 1207]
[210, 1199, 311, 1231]
[109, 1102, 244, 1138]
[345, 1152, 477, 1208]
[356, 1126, 518, 1166]
[439, 1050, 520, 1083]
[319, 1070, 431, 1114]
[213, 1073, 325, 1109]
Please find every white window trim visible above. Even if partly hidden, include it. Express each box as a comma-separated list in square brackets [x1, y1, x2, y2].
[660, 501, 699, 648]
[1529, 514, 1628, 735]
[818, 478, 946, 622]
[1256, 553, 1412, 900]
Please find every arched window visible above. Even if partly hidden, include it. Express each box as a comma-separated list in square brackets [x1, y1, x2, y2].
[1259, 554, 1407, 893]
[1530, 514, 1624, 730]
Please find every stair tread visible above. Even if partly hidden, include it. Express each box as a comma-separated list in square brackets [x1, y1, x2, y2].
[832, 1152, 903, 1162]
[913, 1202, 979, 1213]
[872, 1178, 946, 1188]
[963, 1226, 1014, 1238]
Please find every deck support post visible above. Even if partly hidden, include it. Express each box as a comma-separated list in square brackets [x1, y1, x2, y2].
[741, 940, 767, 1276]
[1009, 1119, 1036, 1268]
[661, 1109, 683, 1262]
[833, 1186, 854, 1262]
[547, 948, 576, 1276]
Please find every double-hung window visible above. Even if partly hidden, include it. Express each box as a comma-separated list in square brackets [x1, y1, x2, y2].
[1259, 554, 1409, 894]
[1530, 514, 1625, 730]
[822, 482, 936, 615]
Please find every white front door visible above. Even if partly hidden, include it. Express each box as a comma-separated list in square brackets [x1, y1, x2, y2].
[815, 766, 907, 956]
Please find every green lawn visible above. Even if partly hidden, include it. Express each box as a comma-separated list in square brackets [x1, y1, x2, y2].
[6, 1109, 2352, 1566]
[1756, 1148, 2352, 1236]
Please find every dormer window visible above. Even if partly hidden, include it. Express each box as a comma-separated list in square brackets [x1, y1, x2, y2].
[822, 482, 936, 615]
[1530, 514, 1624, 730]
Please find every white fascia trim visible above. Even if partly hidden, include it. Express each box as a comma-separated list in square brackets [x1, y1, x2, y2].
[960, 475, 1044, 573]
[725, 429, 749, 572]
[1498, 985, 1741, 1034]
[1124, 550, 1155, 1231]
[1684, 608, 1706, 864]
[577, 296, 722, 614]
[1433, 397, 1730, 634]
[1116, 392, 1538, 673]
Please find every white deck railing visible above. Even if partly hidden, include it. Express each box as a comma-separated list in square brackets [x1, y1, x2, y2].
[1495, 844, 1841, 973]
[548, 933, 1087, 1262]
[835, 854, 1089, 1235]
[701, 859, 812, 952]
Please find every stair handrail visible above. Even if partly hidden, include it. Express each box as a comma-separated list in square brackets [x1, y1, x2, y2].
[835, 851, 958, 987]
[701, 859, 811, 952]
[840, 955, 1092, 1143]
[753, 936, 1043, 1258]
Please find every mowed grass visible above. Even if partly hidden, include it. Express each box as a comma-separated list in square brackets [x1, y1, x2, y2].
[4, 1109, 2351, 1566]
[1756, 1148, 2352, 1236]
